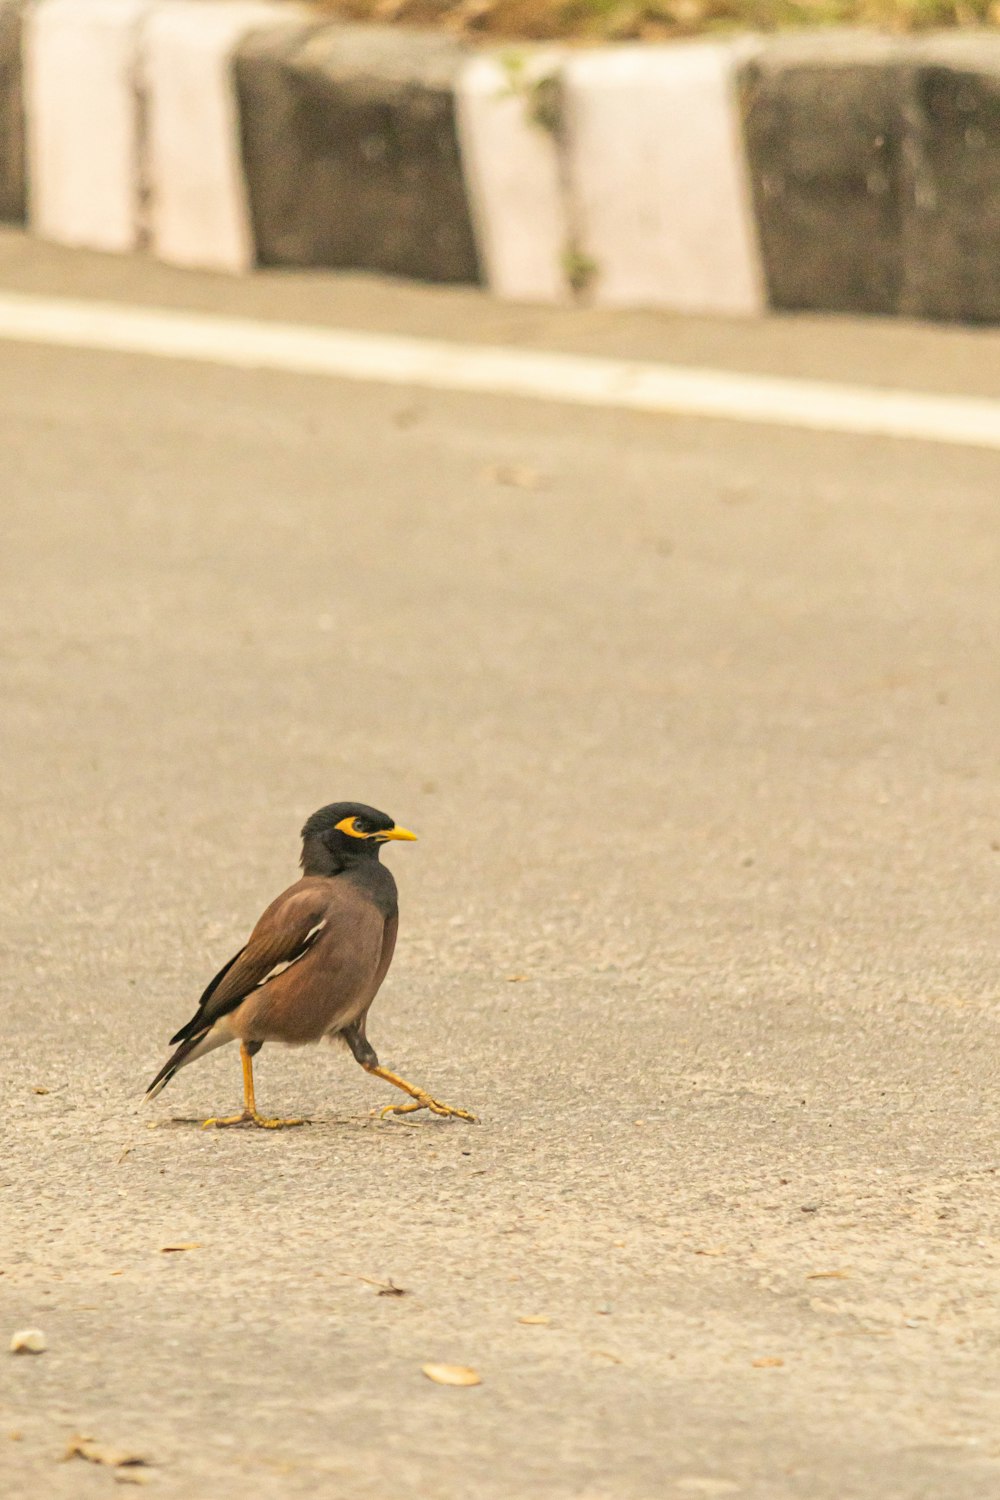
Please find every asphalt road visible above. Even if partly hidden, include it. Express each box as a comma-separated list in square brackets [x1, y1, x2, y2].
[1, 232, 999, 1500]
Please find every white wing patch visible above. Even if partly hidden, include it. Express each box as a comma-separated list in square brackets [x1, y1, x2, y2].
[253, 919, 327, 990]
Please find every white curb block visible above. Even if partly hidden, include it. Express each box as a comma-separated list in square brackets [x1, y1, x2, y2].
[144, 0, 293, 272]
[562, 42, 764, 314]
[26, 0, 151, 252]
[456, 51, 568, 304]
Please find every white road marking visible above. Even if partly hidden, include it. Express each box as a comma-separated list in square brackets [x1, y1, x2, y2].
[0, 289, 998, 451]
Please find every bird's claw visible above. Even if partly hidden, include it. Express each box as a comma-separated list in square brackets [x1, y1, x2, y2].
[375, 1093, 477, 1124]
[202, 1111, 307, 1130]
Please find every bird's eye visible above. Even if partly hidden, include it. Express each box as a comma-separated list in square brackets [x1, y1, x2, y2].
[333, 813, 374, 839]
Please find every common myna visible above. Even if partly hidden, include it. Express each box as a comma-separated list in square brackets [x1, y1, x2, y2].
[146, 802, 474, 1128]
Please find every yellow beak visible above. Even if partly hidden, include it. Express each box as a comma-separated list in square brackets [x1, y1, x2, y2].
[379, 825, 418, 842]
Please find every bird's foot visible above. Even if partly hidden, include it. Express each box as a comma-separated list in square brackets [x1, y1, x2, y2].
[375, 1092, 476, 1124]
[363, 1064, 477, 1123]
[201, 1110, 307, 1130]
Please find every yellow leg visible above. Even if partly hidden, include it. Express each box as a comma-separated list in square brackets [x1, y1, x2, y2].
[365, 1063, 476, 1123]
[202, 1045, 307, 1130]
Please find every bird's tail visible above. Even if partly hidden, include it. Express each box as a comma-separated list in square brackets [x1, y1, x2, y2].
[145, 1024, 233, 1100]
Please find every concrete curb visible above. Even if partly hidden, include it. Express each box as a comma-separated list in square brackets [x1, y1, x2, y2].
[4, 7, 1000, 322]
[0, 0, 25, 223]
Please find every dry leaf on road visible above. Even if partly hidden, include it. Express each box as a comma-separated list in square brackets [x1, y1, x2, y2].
[421, 1363, 481, 1387]
[64, 1436, 151, 1468]
[346, 1274, 408, 1296]
[485, 464, 548, 491]
[159, 1244, 201, 1254]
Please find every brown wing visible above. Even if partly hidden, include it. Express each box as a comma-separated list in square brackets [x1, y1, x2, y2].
[168, 880, 331, 1045]
[232, 887, 395, 1047]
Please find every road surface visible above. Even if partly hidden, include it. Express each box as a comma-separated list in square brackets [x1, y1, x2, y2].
[1, 230, 999, 1499]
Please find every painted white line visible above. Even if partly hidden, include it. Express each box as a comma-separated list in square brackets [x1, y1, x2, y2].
[0, 290, 998, 451]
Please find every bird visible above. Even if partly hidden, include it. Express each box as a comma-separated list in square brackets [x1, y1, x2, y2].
[146, 801, 475, 1128]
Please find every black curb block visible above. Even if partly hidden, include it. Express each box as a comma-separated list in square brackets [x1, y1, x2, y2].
[0, 0, 25, 224]
[739, 34, 905, 318]
[234, 21, 481, 285]
[903, 35, 1000, 323]
[739, 30, 1000, 324]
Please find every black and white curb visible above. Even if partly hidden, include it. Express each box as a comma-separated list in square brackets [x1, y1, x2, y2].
[2, 3, 1000, 322]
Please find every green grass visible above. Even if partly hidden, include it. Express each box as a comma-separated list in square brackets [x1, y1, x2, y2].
[321, 0, 997, 43]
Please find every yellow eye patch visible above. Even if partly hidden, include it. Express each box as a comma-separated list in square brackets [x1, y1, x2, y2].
[334, 815, 370, 838]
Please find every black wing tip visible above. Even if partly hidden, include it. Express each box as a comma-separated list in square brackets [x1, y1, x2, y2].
[164, 943, 250, 1047]
[145, 1059, 177, 1099]
[146, 1027, 211, 1098]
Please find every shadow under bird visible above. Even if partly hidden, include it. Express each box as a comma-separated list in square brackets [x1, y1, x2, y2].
[146, 802, 475, 1128]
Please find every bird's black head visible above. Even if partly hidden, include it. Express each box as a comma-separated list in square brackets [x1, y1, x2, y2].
[300, 801, 417, 876]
